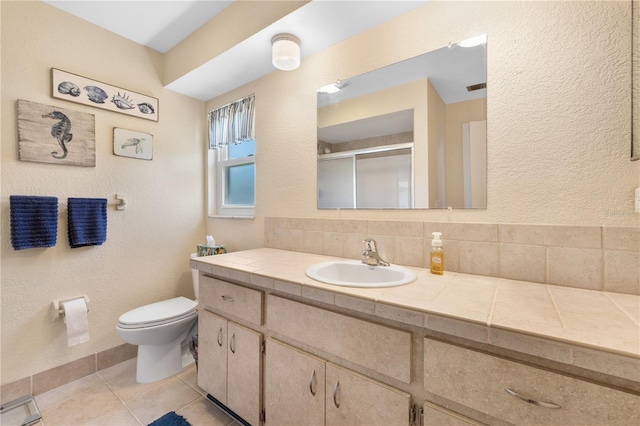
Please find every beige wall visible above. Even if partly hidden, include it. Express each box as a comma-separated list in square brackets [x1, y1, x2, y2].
[427, 79, 446, 208]
[1, 2, 206, 384]
[206, 0, 637, 251]
[445, 98, 487, 208]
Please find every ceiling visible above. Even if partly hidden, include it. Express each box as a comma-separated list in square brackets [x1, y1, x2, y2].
[44, 0, 430, 101]
[44, 1, 234, 53]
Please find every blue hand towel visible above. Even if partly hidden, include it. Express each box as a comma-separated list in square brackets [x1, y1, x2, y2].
[10, 195, 59, 250]
[67, 198, 107, 248]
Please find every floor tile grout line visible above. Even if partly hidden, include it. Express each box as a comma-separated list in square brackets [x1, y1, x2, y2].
[122, 399, 145, 426]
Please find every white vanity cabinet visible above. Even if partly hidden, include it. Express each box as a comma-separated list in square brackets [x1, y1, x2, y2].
[424, 338, 640, 425]
[194, 263, 639, 426]
[197, 276, 264, 426]
[264, 338, 411, 426]
[198, 310, 263, 426]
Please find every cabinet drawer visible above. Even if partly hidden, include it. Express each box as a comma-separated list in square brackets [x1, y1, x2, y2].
[424, 338, 640, 425]
[267, 295, 411, 383]
[200, 275, 263, 325]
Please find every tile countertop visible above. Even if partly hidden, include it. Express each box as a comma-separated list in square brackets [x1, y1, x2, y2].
[190, 248, 640, 363]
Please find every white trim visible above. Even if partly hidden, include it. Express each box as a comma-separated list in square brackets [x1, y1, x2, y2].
[216, 156, 255, 217]
[208, 148, 255, 218]
[317, 142, 414, 160]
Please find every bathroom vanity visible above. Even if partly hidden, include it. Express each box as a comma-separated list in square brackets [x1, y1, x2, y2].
[191, 248, 640, 426]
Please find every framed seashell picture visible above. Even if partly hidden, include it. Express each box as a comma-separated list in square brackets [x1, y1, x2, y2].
[51, 68, 158, 121]
[113, 128, 153, 160]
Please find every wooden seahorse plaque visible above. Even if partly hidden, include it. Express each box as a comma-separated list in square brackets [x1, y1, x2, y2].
[17, 99, 96, 167]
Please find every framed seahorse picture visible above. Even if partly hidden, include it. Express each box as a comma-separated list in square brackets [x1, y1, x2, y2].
[17, 99, 96, 167]
[113, 128, 153, 160]
[52, 69, 159, 122]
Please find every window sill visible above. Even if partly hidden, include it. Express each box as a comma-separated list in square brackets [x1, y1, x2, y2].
[208, 215, 255, 220]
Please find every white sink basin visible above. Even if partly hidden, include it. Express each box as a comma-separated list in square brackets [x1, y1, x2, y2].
[305, 260, 417, 288]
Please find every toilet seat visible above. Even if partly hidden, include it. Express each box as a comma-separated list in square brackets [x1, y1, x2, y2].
[117, 296, 197, 329]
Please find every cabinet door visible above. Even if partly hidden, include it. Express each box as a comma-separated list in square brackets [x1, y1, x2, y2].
[197, 310, 227, 403]
[227, 321, 262, 426]
[325, 363, 410, 426]
[264, 339, 325, 426]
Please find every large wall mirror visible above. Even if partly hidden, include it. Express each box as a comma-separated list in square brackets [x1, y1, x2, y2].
[317, 35, 487, 209]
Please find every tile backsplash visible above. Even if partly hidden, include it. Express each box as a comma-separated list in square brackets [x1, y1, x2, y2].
[264, 218, 639, 296]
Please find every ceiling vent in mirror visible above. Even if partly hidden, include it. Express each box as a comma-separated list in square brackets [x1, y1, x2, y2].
[458, 34, 487, 47]
[467, 82, 487, 92]
[318, 79, 351, 94]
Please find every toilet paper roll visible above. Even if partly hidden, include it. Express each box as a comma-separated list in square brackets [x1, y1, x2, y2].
[62, 298, 89, 346]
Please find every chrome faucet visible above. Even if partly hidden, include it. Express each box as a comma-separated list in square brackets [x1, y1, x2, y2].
[361, 238, 390, 267]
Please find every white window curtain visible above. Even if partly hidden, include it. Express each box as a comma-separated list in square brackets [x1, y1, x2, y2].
[208, 94, 255, 149]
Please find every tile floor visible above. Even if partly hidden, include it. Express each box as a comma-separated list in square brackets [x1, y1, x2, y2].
[1, 358, 239, 426]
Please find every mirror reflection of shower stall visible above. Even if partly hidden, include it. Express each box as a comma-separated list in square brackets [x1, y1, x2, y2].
[318, 143, 413, 209]
[317, 35, 487, 209]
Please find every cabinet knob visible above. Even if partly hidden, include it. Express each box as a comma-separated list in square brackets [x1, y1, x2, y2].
[230, 333, 236, 354]
[221, 295, 235, 302]
[505, 388, 561, 409]
[333, 380, 340, 408]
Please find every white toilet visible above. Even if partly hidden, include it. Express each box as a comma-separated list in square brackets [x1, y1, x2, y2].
[116, 256, 200, 383]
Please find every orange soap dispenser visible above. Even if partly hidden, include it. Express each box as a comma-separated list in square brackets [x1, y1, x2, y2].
[430, 232, 444, 275]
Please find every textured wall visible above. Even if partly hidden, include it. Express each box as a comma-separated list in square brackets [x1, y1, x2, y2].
[206, 1, 638, 253]
[1, 2, 206, 384]
[445, 98, 487, 208]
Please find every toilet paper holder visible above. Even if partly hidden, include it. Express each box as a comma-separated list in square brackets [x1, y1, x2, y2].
[51, 295, 90, 322]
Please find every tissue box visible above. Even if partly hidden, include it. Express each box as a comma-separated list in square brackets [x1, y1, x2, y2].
[197, 245, 227, 256]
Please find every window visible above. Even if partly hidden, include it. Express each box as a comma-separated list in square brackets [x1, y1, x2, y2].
[208, 95, 255, 217]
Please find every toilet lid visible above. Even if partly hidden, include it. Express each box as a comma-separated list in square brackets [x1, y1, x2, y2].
[118, 296, 197, 326]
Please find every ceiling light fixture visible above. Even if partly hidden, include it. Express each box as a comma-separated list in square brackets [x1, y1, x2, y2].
[272, 34, 300, 71]
[458, 34, 487, 48]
